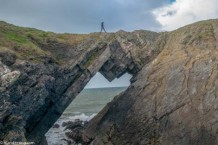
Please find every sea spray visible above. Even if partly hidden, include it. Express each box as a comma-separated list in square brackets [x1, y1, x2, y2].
[46, 87, 127, 145]
[46, 113, 96, 145]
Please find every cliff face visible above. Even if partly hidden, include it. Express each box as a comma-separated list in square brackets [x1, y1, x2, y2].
[0, 21, 166, 144]
[82, 20, 218, 145]
[0, 19, 218, 145]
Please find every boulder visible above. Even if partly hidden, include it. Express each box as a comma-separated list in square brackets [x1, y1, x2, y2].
[0, 52, 17, 66]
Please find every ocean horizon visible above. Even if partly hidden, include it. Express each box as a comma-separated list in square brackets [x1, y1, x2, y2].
[46, 87, 127, 145]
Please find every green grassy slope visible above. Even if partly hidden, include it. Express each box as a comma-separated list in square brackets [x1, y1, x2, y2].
[0, 21, 100, 64]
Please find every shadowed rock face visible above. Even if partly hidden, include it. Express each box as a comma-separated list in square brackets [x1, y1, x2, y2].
[0, 19, 218, 145]
[82, 20, 218, 145]
[0, 26, 165, 144]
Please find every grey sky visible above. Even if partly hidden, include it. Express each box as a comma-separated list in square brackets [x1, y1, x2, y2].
[2, 0, 209, 88]
[0, 0, 171, 88]
[85, 73, 132, 88]
[0, 0, 172, 33]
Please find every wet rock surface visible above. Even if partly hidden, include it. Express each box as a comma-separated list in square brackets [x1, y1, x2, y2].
[0, 19, 218, 145]
[52, 124, 60, 129]
[61, 119, 89, 145]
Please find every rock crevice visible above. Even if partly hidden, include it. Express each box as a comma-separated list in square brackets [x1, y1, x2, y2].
[0, 19, 218, 145]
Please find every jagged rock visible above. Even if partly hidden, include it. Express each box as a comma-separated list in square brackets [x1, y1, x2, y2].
[0, 19, 217, 145]
[52, 124, 60, 128]
[0, 62, 10, 76]
[81, 20, 218, 145]
[4, 130, 26, 142]
[62, 119, 91, 145]
[0, 61, 20, 93]
[1, 71, 20, 88]
[63, 119, 84, 130]
[0, 52, 17, 66]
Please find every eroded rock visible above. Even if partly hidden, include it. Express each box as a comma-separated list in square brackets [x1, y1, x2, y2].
[0, 19, 218, 145]
[0, 61, 20, 93]
[81, 20, 218, 145]
[0, 52, 17, 66]
[60, 119, 90, 145]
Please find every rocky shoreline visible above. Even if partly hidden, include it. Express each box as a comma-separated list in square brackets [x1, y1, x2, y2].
[0, 19, 218, 145]
[62, 119, 88, 145]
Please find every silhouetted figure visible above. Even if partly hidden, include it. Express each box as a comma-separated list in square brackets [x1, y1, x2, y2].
[100, 22, 107, 33]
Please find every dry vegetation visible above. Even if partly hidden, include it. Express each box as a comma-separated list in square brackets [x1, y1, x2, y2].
[0, 21, 101, 64]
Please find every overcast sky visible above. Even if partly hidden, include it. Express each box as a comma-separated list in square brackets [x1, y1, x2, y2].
[0, 0, 174, 33]
[0, 0, 217, 88]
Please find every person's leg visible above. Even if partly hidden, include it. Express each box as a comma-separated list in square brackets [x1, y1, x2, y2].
[103, 27, 106, 33]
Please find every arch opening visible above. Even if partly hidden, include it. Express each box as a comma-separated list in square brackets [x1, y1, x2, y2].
[46, 72, 132, 144]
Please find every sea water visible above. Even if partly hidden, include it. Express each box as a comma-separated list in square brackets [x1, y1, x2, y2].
[46, 87, 127, 145]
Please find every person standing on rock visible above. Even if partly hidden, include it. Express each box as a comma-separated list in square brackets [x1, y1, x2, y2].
[100, 22, 107, 33]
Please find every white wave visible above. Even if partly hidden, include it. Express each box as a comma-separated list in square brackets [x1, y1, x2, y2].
[69, 113, 97, 122]
[46, 113, 96, 145]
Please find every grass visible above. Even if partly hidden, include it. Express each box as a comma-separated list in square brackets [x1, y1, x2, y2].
[57, 33, 88, 44]
[84, 51, 98, 67]
[5, 31, 28, 44]
[0, 21, 104, 64]
[0, 21, 50, 60]
[169, 19, 217, 45]
[1, 19, 216, 65]
[0, 21, 92, 64]
[197, 25, 214, 41]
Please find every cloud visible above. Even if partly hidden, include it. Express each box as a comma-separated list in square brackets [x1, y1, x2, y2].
[1, 0, 217, 87]
[152, 0, 218, 31]
[0, 0, 170, 87]
[0, 0, 169, 33]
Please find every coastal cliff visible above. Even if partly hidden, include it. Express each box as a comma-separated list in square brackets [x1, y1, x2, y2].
[0, 19, 218, 145]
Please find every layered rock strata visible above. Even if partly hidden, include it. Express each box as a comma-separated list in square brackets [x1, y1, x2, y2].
[0, 19, 217, 145]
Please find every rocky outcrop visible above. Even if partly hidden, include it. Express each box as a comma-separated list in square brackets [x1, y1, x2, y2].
[0, 23, 166, 144]
[81, 20, 218, 145]
[62, 119, 88, 145]
[0, 19, 218, 145]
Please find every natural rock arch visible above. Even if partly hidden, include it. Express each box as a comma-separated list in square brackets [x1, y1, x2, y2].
[0, 30, 166, 144]
[1, 20, 218, 145]
[26, 40, 138, 143]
